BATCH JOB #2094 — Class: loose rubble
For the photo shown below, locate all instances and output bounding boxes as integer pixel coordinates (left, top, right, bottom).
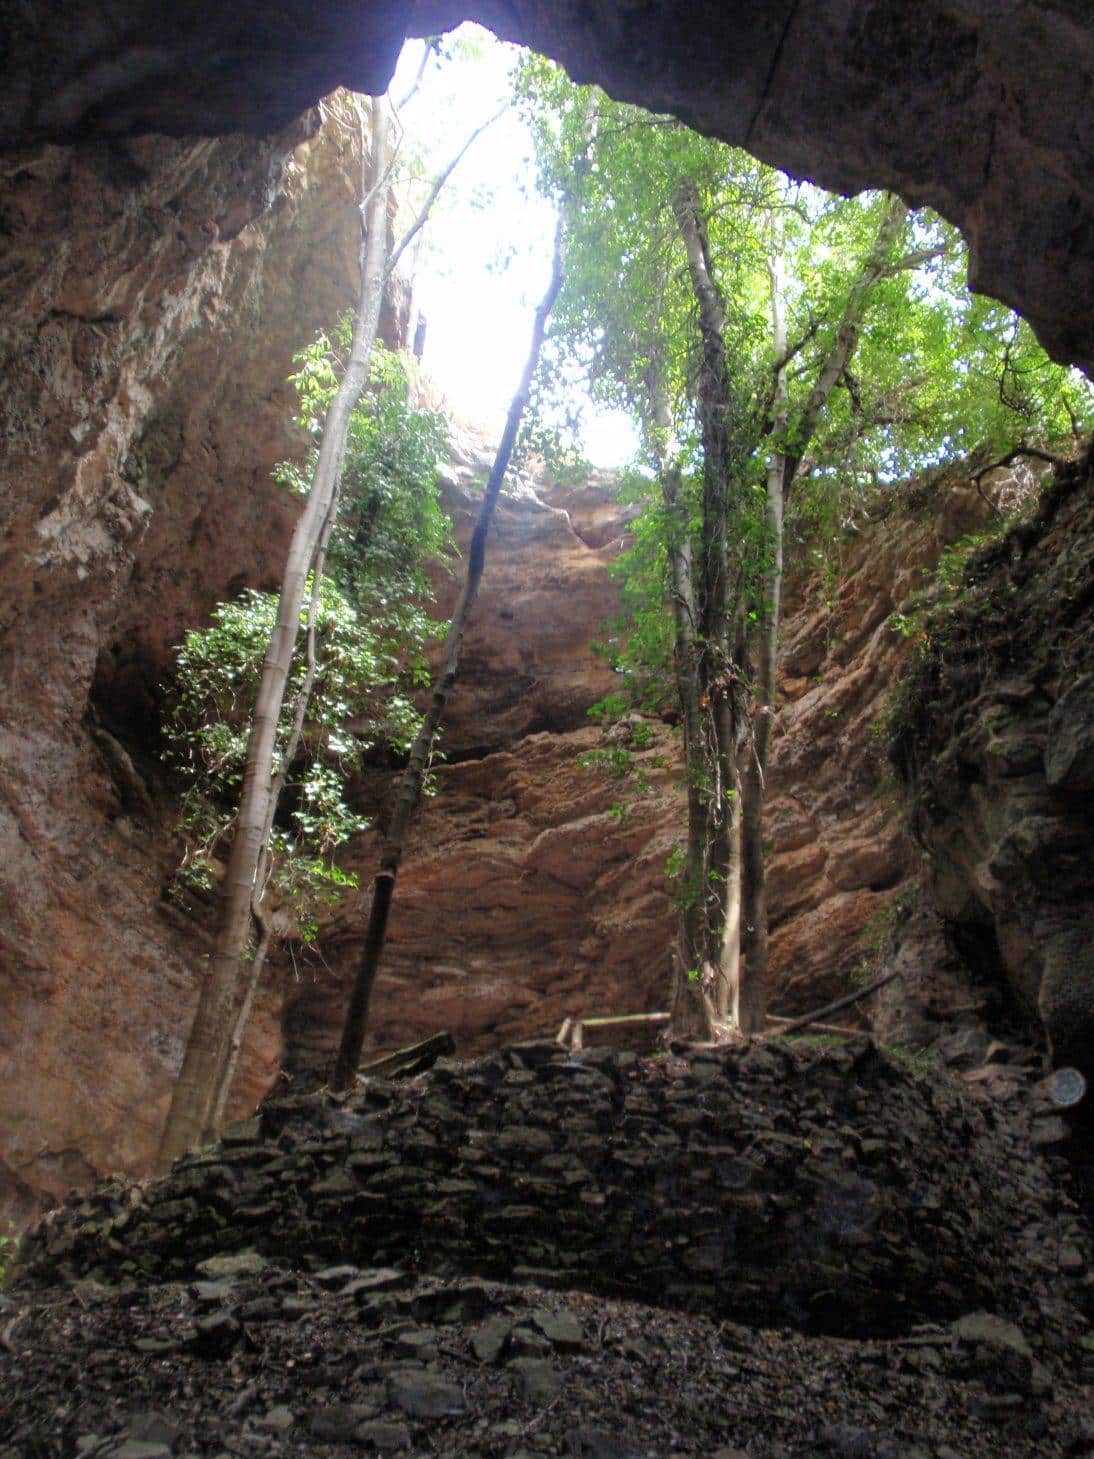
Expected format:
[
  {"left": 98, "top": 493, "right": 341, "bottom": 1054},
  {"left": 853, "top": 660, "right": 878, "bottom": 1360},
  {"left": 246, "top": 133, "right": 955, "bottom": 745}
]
[{"left": 4, "top": 1039, "right": 1092, "bottom": 1457}]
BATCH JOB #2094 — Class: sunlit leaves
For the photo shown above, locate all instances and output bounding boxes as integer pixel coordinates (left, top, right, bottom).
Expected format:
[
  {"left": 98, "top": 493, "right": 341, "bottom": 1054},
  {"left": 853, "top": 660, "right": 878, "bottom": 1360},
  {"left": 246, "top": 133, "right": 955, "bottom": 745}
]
[{"left": 166, "top": 339, "right": 452, "bottom": 939}]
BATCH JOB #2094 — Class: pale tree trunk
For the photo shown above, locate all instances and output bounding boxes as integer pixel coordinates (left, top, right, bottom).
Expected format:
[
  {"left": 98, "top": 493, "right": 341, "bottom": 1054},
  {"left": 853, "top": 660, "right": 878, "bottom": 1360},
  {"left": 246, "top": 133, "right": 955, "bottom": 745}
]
[
  {"left": 738, "top": 228, "right": 788, "bottom": 1033},
  {"left": 330, "top": 215, "right": 566, "bottom": 1091},
  {"left": 668, "top": 180, "right": 755, "bottom": 1041},
  {"left": 156, "top": 97, "right": 393, "bottom": 1170},
  {"left": 204, "top": 510, "right": 337, "bottom": 1131},
  {"left": 738, "top": 192, "right": 911, "bottom": 1032},
  {"left": 157, "top": 92, "right": 508, "bottom": 1165}
]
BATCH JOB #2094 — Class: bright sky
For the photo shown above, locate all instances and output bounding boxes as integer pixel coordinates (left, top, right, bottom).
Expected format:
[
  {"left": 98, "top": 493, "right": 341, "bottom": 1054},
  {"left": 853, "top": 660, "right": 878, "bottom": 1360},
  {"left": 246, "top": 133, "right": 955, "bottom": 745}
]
[{"left": 388, "top": 27, "right": 639, "bottom": 468}]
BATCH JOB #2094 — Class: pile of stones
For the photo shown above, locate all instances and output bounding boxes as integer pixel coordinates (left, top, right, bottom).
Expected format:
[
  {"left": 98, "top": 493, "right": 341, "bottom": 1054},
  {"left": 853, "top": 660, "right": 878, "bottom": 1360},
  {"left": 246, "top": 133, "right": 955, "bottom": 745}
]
[{"left": 17, "top": 1038, "right": 1089, "bottom": 1342}]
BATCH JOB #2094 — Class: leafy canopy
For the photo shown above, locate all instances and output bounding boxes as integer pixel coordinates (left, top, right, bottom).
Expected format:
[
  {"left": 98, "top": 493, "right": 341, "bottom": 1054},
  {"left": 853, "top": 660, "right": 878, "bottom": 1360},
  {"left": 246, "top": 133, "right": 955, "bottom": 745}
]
[{"left": 517, "top": 60, "right": 1092, "bottom": 702}]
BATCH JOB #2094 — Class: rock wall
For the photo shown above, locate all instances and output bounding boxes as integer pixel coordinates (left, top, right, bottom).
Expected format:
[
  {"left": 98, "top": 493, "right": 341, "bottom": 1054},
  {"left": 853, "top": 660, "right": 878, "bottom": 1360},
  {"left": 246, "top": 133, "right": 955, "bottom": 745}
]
[
  {"left": 2, "top": 2, "right": 1092, "bottom": 374},
  {"left": 286, "top": 459, "right": 1007, "bottom": 1078},
  {"left": 19, "top": 1039, "right": 1090, "bottom": 1344},
  {"left": 893, "top": 450, "right": 1094, "bottom": 1082},
  {"left": 0, "top": 113, "right": 383, "bottom": 1226}
]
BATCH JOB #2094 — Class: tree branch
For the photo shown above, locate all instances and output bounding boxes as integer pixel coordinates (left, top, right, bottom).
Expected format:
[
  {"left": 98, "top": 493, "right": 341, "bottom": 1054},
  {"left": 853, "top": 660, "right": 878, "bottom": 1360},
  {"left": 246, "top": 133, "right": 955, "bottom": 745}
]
[
  {"left": 970, "top": 444, "right": 1065, "bottom": 516},
  {"left": 385, "top": 103, "right": 508, "bottom": 282}
]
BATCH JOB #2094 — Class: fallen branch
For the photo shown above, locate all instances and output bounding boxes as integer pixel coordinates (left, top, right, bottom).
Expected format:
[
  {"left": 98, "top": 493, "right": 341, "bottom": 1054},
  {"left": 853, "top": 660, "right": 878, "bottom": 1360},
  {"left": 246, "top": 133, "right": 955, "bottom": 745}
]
[
  {"left": 767, "top": 969, "right": 900, "bottom": 1039},
  {"left": 765, "top": 1013, "right": 862, "bottom": 1039},
  {"left": 563, "top": 1012, "right": 671, "bottom": 1052},
  {"left": 355, "top": 1031, "right": 455, "bottom": 1081}
]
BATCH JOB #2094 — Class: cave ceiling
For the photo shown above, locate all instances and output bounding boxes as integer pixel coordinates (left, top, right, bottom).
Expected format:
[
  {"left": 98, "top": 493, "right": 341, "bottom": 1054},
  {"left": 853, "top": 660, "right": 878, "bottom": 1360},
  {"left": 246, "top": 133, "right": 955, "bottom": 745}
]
[{"left": 2, "top": 1, "right": 1092, "bottom": 371}]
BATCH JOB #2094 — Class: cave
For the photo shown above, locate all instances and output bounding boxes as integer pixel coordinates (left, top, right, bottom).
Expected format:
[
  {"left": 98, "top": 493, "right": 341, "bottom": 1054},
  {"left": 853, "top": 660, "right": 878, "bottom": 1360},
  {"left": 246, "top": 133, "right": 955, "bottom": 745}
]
[
  {"left": 2, "top": 9, "right": 1094, "bottom": 1454},
  {"left": 1, "top": 0, "right": 1092, "bottom": 1223},
  {"left": 5, "top": 1, "right": 1092, "bottom": 372}
]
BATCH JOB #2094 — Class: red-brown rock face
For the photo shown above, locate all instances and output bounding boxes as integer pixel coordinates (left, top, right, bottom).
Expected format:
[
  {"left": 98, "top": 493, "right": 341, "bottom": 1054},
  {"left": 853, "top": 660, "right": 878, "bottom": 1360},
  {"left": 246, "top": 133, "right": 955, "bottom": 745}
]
[
  {"left": 283, "top": 459, "right": 1007, "bottom": 1078},
  {"left": 0, "top": 115, "right": 378, "bottom": 1226}
]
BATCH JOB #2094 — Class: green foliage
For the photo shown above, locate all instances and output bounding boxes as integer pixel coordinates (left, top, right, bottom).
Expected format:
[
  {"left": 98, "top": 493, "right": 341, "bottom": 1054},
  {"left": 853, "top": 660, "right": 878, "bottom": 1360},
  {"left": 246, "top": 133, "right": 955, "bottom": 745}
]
[
  {"left": 883, "top": 1042, "right": 941, "bottom": 1077},
  {"left": 165, "top": 336, "right": 452, "bottom": 940},
  {"left": 578, "top": 719, "right": 666, "bottom": 823},
  {"left": 0, "top": 1220, "right": 16, "bottom": 1288},
  {"left": 518, "top": 57, "right": 1091, "bottom": 844},
  {"left": 852, "top": 882, "right": 919, "bottom": 986}
]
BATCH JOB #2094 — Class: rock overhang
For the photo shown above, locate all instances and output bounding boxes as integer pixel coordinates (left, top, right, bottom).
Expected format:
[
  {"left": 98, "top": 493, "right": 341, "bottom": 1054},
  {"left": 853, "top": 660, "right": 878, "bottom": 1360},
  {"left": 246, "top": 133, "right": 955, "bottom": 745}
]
[{"left": 1, "top": 0, "right": 1092, "bottom": 373}]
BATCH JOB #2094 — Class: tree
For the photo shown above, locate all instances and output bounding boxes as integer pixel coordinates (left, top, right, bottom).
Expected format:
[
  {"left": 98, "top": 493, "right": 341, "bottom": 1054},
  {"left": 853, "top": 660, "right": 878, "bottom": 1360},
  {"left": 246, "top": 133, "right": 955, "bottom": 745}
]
[
  {"left": 158, "top": 70, "right": 504, "bottom": 1168},
  {"left": 330, "top": 212, "right": 566, "bottom": 1091},
  {"left": 520, "top": 64, "right": 1092, "bottom": 1040},
  {"left": 163, "top": 342, "right": 450, "bottom": 1124}
]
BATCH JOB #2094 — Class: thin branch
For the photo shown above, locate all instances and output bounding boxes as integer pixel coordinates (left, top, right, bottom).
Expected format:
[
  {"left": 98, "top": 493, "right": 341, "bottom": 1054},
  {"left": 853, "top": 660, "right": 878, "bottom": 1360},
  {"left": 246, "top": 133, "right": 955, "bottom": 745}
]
[
  {"left": 880, "top": 243, "right": 947, "bottom": 277},
  {"left": 769, "top": 970, "right": 900, "bottom": 1038},
  {"left": 385, "top": 103, "right": 509, "bottom": 282},
  {"left": 772, "top": 317, "right": 819, "bottom": 375},
  {"left": 394, "top": 39, "right": 436, "bottom": 111},
  {"left": 970, "top": 444, "right": 1065, "bottom": 516}
]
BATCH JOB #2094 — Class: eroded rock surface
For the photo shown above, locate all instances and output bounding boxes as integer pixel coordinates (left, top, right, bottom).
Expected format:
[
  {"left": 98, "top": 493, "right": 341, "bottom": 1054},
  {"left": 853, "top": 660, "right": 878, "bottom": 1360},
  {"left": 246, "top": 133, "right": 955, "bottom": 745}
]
[
  {"left": 893, "top": 450, "right": 1094, "bottom": 1082},
  {"left": 289, "top": 462, "right": 1006, "bottom": 1074},
  {"left": 2, "top": 2, "right": 1092, "bottom": 373},
  {"left": 0, "top": 114, "right": 378, "bottom": 1225}
]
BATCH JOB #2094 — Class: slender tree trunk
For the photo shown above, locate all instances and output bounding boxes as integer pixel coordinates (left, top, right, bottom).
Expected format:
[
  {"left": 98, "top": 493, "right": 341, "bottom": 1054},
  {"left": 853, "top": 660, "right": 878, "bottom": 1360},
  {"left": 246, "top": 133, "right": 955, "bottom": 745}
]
[
  {"left": 330, "top": 215, "right": 567, "bottom": 1091},
  {"left": 670, "top": 179, "right": 752, "bottom": 1040},
  {"left": 203, "top": 509, "right": 337, "bottom": 1131},
  {"left": 156, "top": 98, "right": 392, "bottom": 1170},
  {"left": 738, "top": 231, "right": 789, "bottom": 1033},
  {"left": 737, "top": 193, "right": 910, "bottom": 1033},
  {"left": 206, "top": 918, "right": 273, "bottom": 1134}
]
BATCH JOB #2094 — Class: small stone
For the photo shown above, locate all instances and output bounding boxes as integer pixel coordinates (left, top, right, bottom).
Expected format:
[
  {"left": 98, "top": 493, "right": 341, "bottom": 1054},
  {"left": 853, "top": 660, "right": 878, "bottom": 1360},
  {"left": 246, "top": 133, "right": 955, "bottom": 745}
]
[
  {"left": 345, "top": 1268, "right": 409, "bottom": 1298},
  {"left": 310, "top": 1168, "right": 357, "bottom": 1199},
  {"left": 355, "top": 1420, "right": 411, "bottom": 1450},
  {"left": 530, "top": 1307, "right": 586, "bottom": 1351},
  {"left": 194, "top": 1251, "right": 267, "bottom": 1281},
  {"left": 126, "top": 1412, "right": 183, "bottom": 1450},
  {"left": 192, "top": 1312, "right": 241, "bottom": 1353},
  {"left": 509, "top": 1325, "right": 551, "bottom": 1357},
  {"left": 313, "top": 1264, "right": 361, "bottom": 1291},
  {"left": 388, "top": 1370, "right": 465, "bottom": 1419},
  {"left": 471, "top": 1317, "right": 511, "bottom": 1364},
  {"left": 508, "top": 1357, "right": 562, "bottom": 1403},
  {"left": 310, "top": 1404, "right": 377, "bottom": 1441},
  {"left": 953, "top": 1311, "right": 1034, "bottom": 1392},
  {"left": 1059, "top": 1245, "right": 1085, "bottom": 1273},
  {"left": 255, "top": 1405, "right": 295, "bottom": 1434},
  {"left": 192, "top": 1280, "right": 235, "bottom": 1304},
  {"left": 1030, "top": 1117, "right": 1069, "bottom": 1149},
  {"left": 113, "top": 1445, "right": 174, "bottom": 1459},
  {"left": 394, "top": 1328, "right": 438, "bottom": 1360}
]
